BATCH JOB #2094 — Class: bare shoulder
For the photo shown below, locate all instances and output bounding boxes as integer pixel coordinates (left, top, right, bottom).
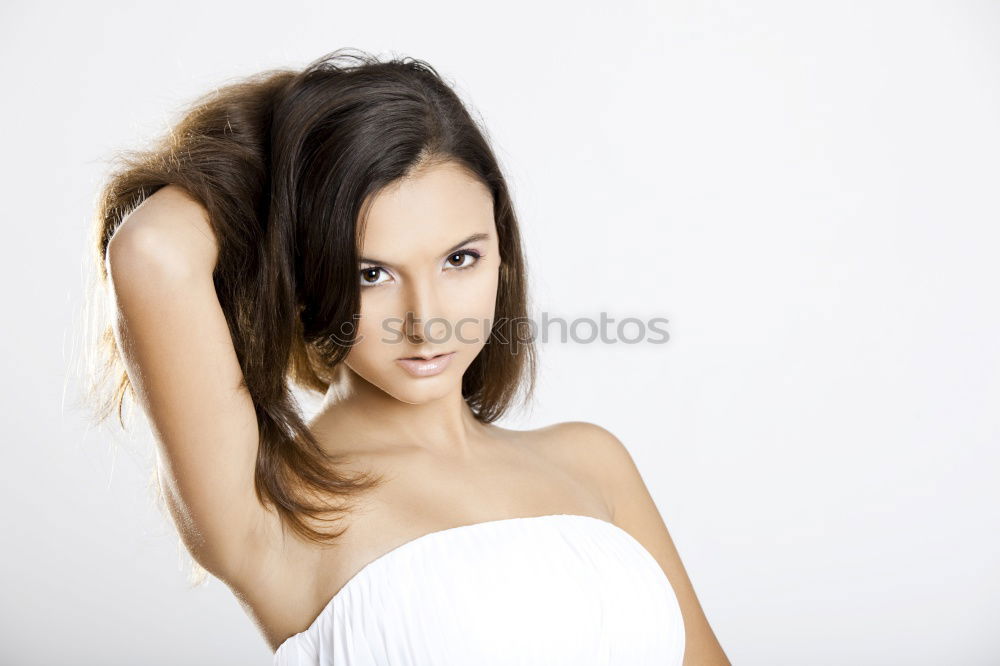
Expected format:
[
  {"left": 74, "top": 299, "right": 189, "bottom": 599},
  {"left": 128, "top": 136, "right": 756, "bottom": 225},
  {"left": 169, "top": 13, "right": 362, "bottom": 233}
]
[
  {"left": 531, "top": 421, "right": 632, "bottom": 495},
  {"left": 538, "top": 420, "right": 731, "bottom": 665},
  {"left": 518, "top": 421, "right": 634, "bottom": 520},
  {"left": 528, "top": 420, "right": 623, "bottom": 454},
  {"left": 549, "top": 421, "right": 653, "bottom": 520}
]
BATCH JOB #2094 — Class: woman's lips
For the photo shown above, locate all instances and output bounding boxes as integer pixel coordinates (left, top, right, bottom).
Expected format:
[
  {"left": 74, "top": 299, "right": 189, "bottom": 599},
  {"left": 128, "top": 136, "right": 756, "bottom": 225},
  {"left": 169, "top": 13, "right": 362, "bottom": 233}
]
[{"left": 395, "top": 352, "right": 456, "bottom": 377}]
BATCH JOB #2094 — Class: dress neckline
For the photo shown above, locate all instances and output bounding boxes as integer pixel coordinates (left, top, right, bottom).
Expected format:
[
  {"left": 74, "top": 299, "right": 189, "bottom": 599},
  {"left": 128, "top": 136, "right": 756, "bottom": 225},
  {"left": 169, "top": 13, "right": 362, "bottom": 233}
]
[{"left": 274, "top": 512, "right": 630, "bottom": 655}]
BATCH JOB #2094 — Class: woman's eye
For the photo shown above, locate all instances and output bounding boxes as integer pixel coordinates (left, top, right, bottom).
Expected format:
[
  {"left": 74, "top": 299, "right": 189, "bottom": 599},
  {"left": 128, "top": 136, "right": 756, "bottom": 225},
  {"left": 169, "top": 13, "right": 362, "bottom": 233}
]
[
  {"left": 446, "top": 250, "right": 482, "bottom": 270},
  {"left": 359, "top": 251, "right": 482, "bottom": 288},
  {"left": 359, "top": 267, "right": 390, "bottom": 287}
]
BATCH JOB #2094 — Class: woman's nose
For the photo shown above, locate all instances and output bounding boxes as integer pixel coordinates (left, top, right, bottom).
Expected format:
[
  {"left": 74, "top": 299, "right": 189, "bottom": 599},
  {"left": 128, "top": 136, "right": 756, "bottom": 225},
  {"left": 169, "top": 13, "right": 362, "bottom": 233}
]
[{"left": 402, "top": 279, "right": 444, "bottom": 343}]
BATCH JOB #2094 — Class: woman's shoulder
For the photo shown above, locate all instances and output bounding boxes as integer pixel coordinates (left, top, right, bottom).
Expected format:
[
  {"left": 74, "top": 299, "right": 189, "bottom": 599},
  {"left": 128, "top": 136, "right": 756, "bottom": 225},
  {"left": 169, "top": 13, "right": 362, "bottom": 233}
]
[
  {"left": 526, "top": 420, "right": 627, "bottom": 454},
  {"left": 490, "top": 419, "right": 618, "bottom": 439},
  {"left": 501, "top": 420, "right": 632, "bottom": 506},
  {"left": 543, "top": 421, "right": 645, "bottom": 490},
  {"left": 492, "top": 420, "right": 627, "bottom": 458}
]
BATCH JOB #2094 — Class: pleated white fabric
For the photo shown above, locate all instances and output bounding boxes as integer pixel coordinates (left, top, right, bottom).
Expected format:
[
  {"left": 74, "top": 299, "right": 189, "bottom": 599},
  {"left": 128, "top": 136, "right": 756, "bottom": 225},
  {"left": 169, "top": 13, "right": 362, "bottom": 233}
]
[{"left": 273, "top": 513, "right": 685, "bottom": 665}]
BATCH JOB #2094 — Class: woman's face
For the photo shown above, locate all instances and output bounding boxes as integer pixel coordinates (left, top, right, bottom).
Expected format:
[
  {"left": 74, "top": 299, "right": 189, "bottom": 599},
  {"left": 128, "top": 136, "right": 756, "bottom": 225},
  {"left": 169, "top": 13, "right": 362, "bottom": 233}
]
[{"left": 343, "top": 160, "right": 500, "bottom": 404}]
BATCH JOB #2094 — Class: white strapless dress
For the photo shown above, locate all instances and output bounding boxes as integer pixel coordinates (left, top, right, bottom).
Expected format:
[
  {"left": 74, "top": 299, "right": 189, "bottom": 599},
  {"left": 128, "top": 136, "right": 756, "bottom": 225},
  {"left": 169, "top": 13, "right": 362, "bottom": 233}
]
[{"left": 273, "top": 513, "right": 685, "bottom": 665}]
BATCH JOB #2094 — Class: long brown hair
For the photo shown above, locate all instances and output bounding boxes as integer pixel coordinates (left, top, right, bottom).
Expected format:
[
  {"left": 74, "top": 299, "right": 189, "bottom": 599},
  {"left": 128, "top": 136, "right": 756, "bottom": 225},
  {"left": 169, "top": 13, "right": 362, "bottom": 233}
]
[{"left": 81, "top": 48, "right": 537, "bottom": 580}]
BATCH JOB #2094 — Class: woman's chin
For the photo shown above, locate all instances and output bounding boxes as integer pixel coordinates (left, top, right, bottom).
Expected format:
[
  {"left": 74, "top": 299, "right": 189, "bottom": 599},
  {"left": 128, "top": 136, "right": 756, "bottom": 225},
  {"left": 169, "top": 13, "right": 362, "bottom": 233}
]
[{"left": 384, "top": 386, "right": 449, "bottom": 405}]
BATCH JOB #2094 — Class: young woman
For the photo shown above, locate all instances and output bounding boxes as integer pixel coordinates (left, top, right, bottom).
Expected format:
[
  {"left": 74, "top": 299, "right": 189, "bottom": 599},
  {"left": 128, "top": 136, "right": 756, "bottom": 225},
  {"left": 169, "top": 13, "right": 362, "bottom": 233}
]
[{"left": 88, "top": 48, "right": 729, "bottom": 665}]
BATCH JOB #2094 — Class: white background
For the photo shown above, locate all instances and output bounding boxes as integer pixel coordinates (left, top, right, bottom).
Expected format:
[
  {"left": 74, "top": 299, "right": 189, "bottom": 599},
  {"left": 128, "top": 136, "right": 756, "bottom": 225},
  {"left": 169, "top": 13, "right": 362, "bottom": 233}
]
[{"left": 3, "top": 0, "right": 998, "bottom": 664}]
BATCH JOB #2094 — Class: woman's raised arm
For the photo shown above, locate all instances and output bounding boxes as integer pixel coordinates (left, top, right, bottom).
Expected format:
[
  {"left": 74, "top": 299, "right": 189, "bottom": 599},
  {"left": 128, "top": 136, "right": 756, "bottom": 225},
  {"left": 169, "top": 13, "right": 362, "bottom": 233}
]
[{"left": 104, "top": 185, "right": 269, "bottom": 583}]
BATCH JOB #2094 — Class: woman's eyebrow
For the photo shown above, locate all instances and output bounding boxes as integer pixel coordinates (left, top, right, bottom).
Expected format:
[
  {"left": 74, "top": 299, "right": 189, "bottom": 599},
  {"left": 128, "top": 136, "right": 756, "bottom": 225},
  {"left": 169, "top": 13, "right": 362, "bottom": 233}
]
[{"left": 359, "top": 232, "right": 490, "bottom": 267}]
